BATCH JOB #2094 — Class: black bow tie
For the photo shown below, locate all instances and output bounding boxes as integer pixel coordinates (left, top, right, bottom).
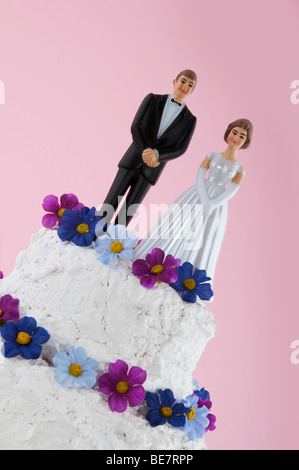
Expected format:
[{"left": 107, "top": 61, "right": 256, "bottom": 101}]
[{"left": 171, "top": 98, "right": 182, "bottom": 106}]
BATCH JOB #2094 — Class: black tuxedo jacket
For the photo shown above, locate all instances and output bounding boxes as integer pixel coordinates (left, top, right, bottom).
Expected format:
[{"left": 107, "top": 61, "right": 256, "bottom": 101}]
[{"left": 118, "top": 93, "right": 197, "bottom": 186}]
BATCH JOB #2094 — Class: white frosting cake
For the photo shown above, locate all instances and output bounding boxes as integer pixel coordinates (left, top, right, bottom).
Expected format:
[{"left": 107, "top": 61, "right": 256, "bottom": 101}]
[{"left": 0, "top": 228, "right": 215, "bottom": 450}]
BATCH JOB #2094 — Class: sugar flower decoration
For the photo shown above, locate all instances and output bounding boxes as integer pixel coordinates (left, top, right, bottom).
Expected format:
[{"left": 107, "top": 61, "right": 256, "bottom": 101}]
[
  {"left": 98, "top": 359, "right": 147, "bottom": 413},
  {"left": 42, "top": 193, "right": 84, "bottom": 229},
  {"left": 170, "top": 262, "right": 213, "bottom": 303},
  {"left": 193, "top": 387, "right": 211, "bottom": 404},
  {"left": 179, "top": 395, "right": 210, "bottom": 441},
  {"left": 192, "top": 379, "right": 216, "bottom": 432},
  {"left": 0, "top": 271, "right": 3, "bottom": 279},
  {"left": 195, "top": 393, "right": 216, "bottom": 432},
  {"left": 0, "top": 294, "right": 20, "bottom": 326},
  {"left": 192, "top": 379, "right": 211, "bottom": 401},
  {"left": 205, "top": 412, "right": 217, "bottom": 432},
  {"left": 132, "top": 248, "right": 181, "bottom": 289},
  {"left": 0, "top": 316, "right": 50, "bottom": 359},
  {"left": 145, "top": 389, "right": 190, "bottom": 428},
  {"left": 58, "top": 206, "right": 100, "bottom": 247},
  {"left": 52, "top": 346, "right": 98, "bottom": 390},
  {"left": 95, "top": 224, "right": 139, "bottom": 265}
]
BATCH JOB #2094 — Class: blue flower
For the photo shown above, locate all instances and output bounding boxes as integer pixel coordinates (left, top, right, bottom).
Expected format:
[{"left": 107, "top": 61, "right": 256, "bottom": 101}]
[
  {"left": 192, "top": 378, "right": 211, "bottom": 401},
  {"left": 58, "top": 206, "right": 100, "bottom": 247},
  {"left": 179, "top": 395, "right": 210, "bottom": 441},
  {"left": 0, "top": 316, "right": 50, "bottom": 359},
  {"left": 52, "top": 346, "right": 98, "bottom": 389},
  {"left": 145, "top": 389, "right": 190, "bottom": 428},
  {"left": 95, "top": 224, "right": 139, "bottom": 265},
  {"left": 170, "top": 262, "right": 213, "bottom": 303},
  {"left": 194, "top": 388, "right": 211, "bottom": 402}
]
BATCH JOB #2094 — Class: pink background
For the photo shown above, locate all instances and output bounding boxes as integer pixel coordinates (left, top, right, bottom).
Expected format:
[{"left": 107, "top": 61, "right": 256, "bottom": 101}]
[{"left": 0, "top": 0, "right": 299, "bottom": 450}]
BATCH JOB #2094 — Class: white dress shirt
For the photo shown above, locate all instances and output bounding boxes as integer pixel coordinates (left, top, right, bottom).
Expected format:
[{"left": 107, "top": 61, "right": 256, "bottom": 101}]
[
  {"left": 157, "top": 94, "right": 185, "bottom": 138},
  {"left": 154, "top": 95, "right": 185, "bottom": 159}
]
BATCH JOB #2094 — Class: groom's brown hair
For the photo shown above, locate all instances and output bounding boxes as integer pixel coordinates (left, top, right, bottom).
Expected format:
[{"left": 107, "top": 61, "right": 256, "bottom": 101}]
[{"left": 175, "top": 69, "right": 197, "bottom": 86}]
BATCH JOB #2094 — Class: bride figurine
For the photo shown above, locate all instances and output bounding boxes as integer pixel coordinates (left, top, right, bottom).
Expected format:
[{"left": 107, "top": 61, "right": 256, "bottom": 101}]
[{"left": 134, "top": 118, "right": 253, "bottom": 283}]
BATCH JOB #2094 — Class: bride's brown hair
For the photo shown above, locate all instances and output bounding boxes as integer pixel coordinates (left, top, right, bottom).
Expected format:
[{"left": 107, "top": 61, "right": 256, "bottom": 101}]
[{"left": 224, "top": 118, "right": 253, "bottom": 149}]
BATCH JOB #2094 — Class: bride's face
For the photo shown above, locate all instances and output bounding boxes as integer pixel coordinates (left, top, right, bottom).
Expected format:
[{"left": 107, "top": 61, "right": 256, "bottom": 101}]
[{"left": 227, "top": 127, "right": 247, "bottom": 149}]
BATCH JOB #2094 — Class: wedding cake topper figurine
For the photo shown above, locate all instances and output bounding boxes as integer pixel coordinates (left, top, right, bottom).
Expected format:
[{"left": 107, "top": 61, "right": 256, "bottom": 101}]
[
  {"left": 98, "top": 70, "right": 197, "bottom": 228},
  {"left": 135, "top": 118, "right": 253, "bottom": 284}
]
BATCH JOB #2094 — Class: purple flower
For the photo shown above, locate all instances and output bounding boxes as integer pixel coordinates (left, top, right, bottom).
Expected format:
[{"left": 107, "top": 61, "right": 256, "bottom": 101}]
[
  {"left": 98, "top": 359, "right": 147, "bottom": 413},
  {"left": 132, "top": 248, "right": 181, "bottom": 289},
  {"left": 205, "top": 413, "right": 216, "bottom": 432},
  {"left": 192, "top": 380, "right": 216, "bottom": 432},
  {"left": 0, "top": 271, "right": 3, "bottom": 279},
  {"left": 42, "top": 193, "right": 84, "bottom": 229},
  {"left": 196, "top": 396, "right": 216, "bottom": 432},
  {"left": 0, "top": 294, "right": 20, "bottom": 326}
]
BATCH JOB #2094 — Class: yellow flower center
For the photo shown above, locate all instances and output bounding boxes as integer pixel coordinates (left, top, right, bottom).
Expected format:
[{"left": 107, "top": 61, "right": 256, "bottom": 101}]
[
  {"left": 110, "top": 241, "right": 124, "bottom": 254},
  {"left": 76, "top": 223, "right": 89, "bottom": 234},
  {"left": 186, "top": 407, "right": 196, "bottom": 420},
  {"left": 58, "top": 208, "right": 66, "bottom": 218},
  {"left": 115, "top": 380, "right": 130, "bottom": 394},
  {"left": 16, "top": 332, "right": 32, "bottom": 345},
  {"left": 0, "top": 309, "right": 3, "bottom": 317},
  {"left": 160, "top": 406, "right": 173, "bottom": 418},
  {"left": 151, "top": 264, "right": 164, "bottom": 275},
  {"left": 183, "top": 278, "right": 196, "bottom": 291},
  {"left": 69, "top": 363, "right": 83, "bottom": 377}
]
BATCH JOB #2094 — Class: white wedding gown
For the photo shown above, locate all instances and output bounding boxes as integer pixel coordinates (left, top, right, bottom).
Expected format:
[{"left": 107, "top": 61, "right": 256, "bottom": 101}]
[{"left": 134, "top": 152, "right": 245, "bottom": 281}]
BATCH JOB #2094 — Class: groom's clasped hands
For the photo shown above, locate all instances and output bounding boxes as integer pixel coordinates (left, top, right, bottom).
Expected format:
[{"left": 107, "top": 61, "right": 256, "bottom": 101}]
[{"left": 142, "top": 148, "right": 160, "bottom": 168}]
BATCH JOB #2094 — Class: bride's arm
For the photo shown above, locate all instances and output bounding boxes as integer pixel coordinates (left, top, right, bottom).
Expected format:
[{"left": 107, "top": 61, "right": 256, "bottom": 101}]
[
  {"left": 210, "top": 170, "right": 245, "bottom": 207},
  {"left": 200, "top": 156, "right": 212, "bottom": 171},
  {"left": 232, "top": 171, "right": 245, "bottom": 186},
  {"left": 195, "top": 155, "right": 212, "bottom": 203},
  {"left": 195, "top": 155, "right": 244, "bottom": 215}
]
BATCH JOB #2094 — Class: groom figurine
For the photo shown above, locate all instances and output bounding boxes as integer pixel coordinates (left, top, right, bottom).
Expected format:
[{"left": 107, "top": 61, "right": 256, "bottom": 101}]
[{"left": 99, "top": 69, "right": 197, "bottom": 228}]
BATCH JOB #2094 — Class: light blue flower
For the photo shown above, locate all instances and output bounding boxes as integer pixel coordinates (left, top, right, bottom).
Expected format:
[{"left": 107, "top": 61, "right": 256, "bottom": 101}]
[
  {"left": 52, "top": 346, "right": 98, "bottom": 390},
  {"left": 94, "top": 224, "right": 139, "bottom": 265},
  {"left": 179, "top": 395, "right": 210, "bottom": 441},
  {"left": 191, "top": 378, "right": 200, "bottom": 390}
]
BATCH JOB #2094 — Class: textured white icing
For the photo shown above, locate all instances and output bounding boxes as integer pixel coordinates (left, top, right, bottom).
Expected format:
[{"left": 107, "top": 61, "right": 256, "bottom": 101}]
[{"left": 0, "top": 228, "right": 215, "bottom": 450}]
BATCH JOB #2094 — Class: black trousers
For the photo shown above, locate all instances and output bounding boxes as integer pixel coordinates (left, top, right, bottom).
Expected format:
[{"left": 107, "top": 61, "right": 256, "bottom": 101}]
[{"left": 100, "top": 167, "right": 152, "bottom": 227}]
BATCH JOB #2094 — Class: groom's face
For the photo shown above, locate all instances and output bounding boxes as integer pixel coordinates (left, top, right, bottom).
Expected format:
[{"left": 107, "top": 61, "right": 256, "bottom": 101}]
[{"left": 173, "top": 75, "right": 196, "bottom": 102}]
